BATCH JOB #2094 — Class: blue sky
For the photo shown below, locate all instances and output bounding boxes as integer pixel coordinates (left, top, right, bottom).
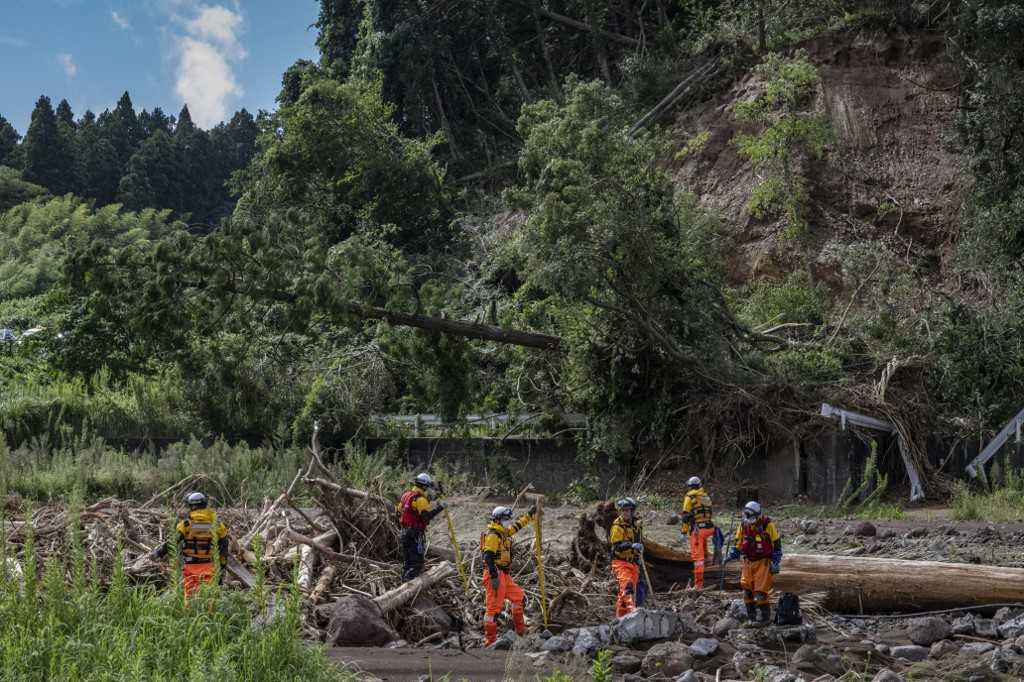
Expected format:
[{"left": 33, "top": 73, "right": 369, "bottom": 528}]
[{"left": 0, "top": 0, "right": 321, "bottom": 134}]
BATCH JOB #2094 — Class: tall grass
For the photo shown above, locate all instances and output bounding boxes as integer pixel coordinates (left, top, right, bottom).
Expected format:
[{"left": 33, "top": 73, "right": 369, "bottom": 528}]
[
  {"left": 952, "top": 454, "right": 1024, "bottom": 522},
  {"left": 0, "top": 519, "right": 354, "bottom": 682}
]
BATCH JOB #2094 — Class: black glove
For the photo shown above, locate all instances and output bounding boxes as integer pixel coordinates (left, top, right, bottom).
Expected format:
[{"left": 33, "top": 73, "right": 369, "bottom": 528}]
[{"left": 527, "top": 503, "right": 537, "bottom": 518}]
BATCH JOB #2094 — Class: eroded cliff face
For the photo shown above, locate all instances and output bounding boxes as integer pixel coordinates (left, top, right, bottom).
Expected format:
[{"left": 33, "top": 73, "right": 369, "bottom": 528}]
[{"left": 671, "top": 32, "right": 969, "bottom": 290}]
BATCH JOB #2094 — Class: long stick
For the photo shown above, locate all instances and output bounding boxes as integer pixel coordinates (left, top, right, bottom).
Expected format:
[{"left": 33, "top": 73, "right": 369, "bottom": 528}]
[
  {"left": 640, "top": 554, "right": 656, "bottom": 607},
  {"left": 444, "top": 508, "right": 470, "bottom": 597},
  {"left": 532, "top": 495, "right": 549, "bottom": 627}
]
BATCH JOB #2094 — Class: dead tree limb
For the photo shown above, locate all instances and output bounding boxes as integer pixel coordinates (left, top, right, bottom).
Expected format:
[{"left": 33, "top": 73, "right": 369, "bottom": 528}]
[
  {"left": 509, "top": 0, "right": 640, "bottom": 46},
  {"left": 373, "top": 562, "right": 456, "bottom": 614}
]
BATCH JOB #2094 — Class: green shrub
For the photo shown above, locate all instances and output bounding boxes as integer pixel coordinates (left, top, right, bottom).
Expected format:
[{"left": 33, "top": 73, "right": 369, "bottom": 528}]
[
  {"left": 739, "top": 271, "right": 828, "bottom": 328},
  {"left": 0, "top": 526, "right": 353, "bottom": 681},
  {"left": 952, "top": 479, "right": 1024, "bottom": 522}
]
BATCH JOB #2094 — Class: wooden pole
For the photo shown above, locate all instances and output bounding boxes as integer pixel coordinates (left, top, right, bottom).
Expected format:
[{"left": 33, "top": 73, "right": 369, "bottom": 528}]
[{"left": 531, "top": 494, "right": 549, "bottom": 627}]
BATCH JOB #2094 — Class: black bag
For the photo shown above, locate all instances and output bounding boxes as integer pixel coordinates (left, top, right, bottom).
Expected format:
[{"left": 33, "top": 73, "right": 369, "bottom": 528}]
[{"left": 773, "top": 592, "right": 802, "bottom": 626}]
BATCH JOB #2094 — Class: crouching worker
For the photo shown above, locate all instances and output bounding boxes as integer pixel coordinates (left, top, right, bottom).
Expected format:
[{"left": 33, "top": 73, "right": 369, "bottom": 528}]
[
  {"left": 150, "top": 491, "right": 229, "bottom": 601},
  {"left": 726, "top": 501, "right": 782, "bottom": 625},
  {"left": 609, "top": 497, "right": 645, "bottom": 618},
  {"left": 397, "top": 472, "right": 447, "bottom": 582},
  {"left": 480, "top": 504, "right": 536, "bottom": 646}
]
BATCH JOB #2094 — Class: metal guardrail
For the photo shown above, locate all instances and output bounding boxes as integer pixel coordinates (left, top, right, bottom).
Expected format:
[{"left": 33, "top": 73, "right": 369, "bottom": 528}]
[{"left": 965, "top": 407, "right": 1024, "bottom": 479}]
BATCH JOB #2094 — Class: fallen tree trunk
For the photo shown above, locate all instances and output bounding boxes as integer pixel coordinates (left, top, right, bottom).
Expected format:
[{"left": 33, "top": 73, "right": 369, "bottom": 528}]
[
  {"left": 373, "top": 561, "right": 456, "bottom": 614},
  {"left": 641, "top": 539, "right": 1024, "bottom": 612}
]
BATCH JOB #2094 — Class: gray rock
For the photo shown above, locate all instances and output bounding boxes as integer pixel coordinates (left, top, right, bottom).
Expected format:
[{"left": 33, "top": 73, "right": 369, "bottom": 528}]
[
  {"left": 975, "top": 618, "right": 999, "bottom": 638},
  {"left": 890, "top": 645, "right": 930, "bottom": 662},
  {"left": 792, "top": 644, "right": 846, "bottom": 676},
  {"left": 1014, "top": 634, "right": 1024, "bottom": 652},
  {"left": 386, "top": 639, "right": 409, "bottom": 649},
  {"left": 727, "top": 599, "right": 748, "bottom": 620},
  {"left": 880, "top": 528, "right": 897, "bottom": 539},
  {"left": 713, "top": 617, "right": 739, "bottom": 636},
  {"left": 960, "top": 642, "right": 996, "bottom": 656},
  {"left": 929, "top": 639, "right": 960, "bottom": 659},
  {"left": 990, "top": 648, "right": 1017, "bottom": 673},
  {"left": 611, "top": 654, "right": 642, "bottom": 674},
  {"left": 613, "top": 608, "right": 689, "bottom": 646},
  {"left": 541, "top": 633, "right": 574, "bottom": 652},
  {"left": 572, "top": 628, "right": 601, "bottom": 656},
  {"left": 641, "top": 641, "right": 694, "bottom": 678},
  {"left": 952, "top": 614, "right": 976, "bottom": 636},
  {"left": 800, "top": 519, "right": 820, "bottom": 535},
  {"left": 689, "top": 638, "right": 719, "bottom": 657},
  {"left": 854, "top": 521, "right": 877, "bottom": 537},
  {"left": 906, "top": 527, "right": 928, "bottom": 538},
  {"left": 998, "top": 613, "right": 1024, "bottom": 639},
  {"left": 731, "top": 623, "right": 817, "bottom": 649},
  {"left": 871, "top": 669, "right": 904, "bottom": 682},
  {"left": 874, "top": 643, "right": 890, "bottom": 656},
  {"left": 674, "top": 672, "right": 698, "bottom": 682},
  {"left": 490, "top": 632, "right": 519, "bottom": 650},
  {"left": 908, "top": 616, "right": 951, "bottom": 646},
  {"left": 667, "top": 514, "right": 682, "bottom": 526},
  {"left": 994, "top": 607, "right": 1020, "bottom": 625}
]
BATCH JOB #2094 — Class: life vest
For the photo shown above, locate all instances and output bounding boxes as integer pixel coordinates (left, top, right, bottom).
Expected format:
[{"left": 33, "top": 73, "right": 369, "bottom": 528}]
[
  {"left": 480, "top": 524, "right": 512, "bottom": 568},
  {"left": 739, "top": 517, "right": 774, "bottom": 559},
  {"left": 399, "top": 488, "right": 428, "bottom": 530},
  {"left": 685, "top": 489, "right": 714, "bottom": 527},
  {"left": 180, "top": 509, "right": 222, "bottom": 564},
  {"left": 610, "top": 517, "right": 642, "bottom": 562}
]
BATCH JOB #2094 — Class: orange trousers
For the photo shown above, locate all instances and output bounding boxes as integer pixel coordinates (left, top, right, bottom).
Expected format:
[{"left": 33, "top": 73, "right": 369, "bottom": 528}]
[
  {"left": 612, "top": 559, "right": 640, "bottom": 618},
  {"left": 183, "top": 562, "right": 216, "bottom": 602},
  {"left": 740, "top": 557, "right": 773, "bottom": 604},
  {"left": 689, "top": 526, "right": 716, "bottom": 589},
  {"left": 483, "top": 569, "right": 526, "bottom": 645}
]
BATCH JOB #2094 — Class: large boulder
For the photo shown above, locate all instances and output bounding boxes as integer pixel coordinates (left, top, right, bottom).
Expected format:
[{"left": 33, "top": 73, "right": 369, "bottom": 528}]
[
  {"left": 998, "top": 614, "right": 1024, "bottom": 639},
  {"left": 951, "top": 614, "right": 976, "bottom": 636},
  {"left": 713, "top": 617, "right": 740, "bottom": 636},
  {"left": 854, "top": 521, "right": 877, "bottom": 537},
  {"left": 890, "top": 645, "right": 930, "bottom": 662},
  {"left": 959, "top": 642, "right": 995, "bottom": 656},
  {"left": 642, "top": 642, "right": 694, "bottom": 678},
  {"left": 327, "top": 595, "right": 399, "bottom": 647},
  {"left": 799, "top": 519, "right": 820, "bottom": 535},
  {"left": 872, "top": 669, "right": 904, "bottom": 682},
  {"left": 929, "top": 639, "right": 960, "bottom": 659},
  {"left": 908, "top": 616, "right": 951, "bottom": 646},
  {"left": 612, "top": 608, "right": 689, "bottom": 646}
]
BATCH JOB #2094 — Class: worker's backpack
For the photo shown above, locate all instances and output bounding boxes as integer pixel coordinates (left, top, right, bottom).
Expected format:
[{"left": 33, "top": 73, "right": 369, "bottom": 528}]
[{"left": 773, "top": 592, "right": 802, "bottom": 626}]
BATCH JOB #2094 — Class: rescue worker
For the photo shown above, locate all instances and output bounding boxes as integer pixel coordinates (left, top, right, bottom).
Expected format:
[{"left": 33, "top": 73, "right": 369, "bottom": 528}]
[
  {"left": 480, "top": 504, "right": 536, "bottom": 646},
  {"left": 725, "top": 501, "right": 782, "bottom": 625},
  {"left": 150, "top": 491, "right": 229, "bottom": 601},
  {"left": 680, "top": 476, "right": 716, "bottom": 589},
  {"left": 397, "top": 472, "right": 447, "bottom": 582},
  {"left": 608, "top": 497, "right": 645, "bottom": 617}
]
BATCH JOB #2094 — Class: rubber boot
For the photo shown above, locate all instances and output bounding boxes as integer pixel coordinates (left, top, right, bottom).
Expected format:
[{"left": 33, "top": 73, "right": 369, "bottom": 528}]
[
  {"left": 483, "top": 621, "right": 498, "bottom": 646},
  {"left": 511, "top": 608, "right": 527, "bottom": 636},
  {"left": 758, "top": 604, "right": 772, "bottom": 626},
  {"left": 744, "top": 603, "right": 757, "bottom": 623}
]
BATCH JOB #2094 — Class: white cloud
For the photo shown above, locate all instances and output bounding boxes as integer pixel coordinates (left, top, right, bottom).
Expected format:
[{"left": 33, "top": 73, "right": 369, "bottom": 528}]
[
  {"left": 112, "top": 11, "right": 132, "bottom": 31},
  {"left": 0, "top": 36, "right": 29, "bottom": 48},
  {"left": 171, "top": 4, "right": 246, "bottom": 129},
  {"left": 57, "top": 53, "right": 78, "bottom": 78}
]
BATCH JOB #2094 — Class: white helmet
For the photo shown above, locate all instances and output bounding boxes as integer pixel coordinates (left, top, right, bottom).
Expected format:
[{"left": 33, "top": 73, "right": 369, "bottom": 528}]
[
  {"left": 743, "top": 501, "right": 762, "bottom": 520},
  {"left": 687, "top": 476, "right": 701, "bottom": 488},
  {"left": 490, "top": 506, "right": 513, "bottom": 521},
  {"left": 185, "top": 491, "right": 208, "bottom": 508},
  {"left": 615, "top": 497, "right": 638, "bottom": 510},
  {"left": 413, "top": 472, "right": 435, "bottom": 488}
]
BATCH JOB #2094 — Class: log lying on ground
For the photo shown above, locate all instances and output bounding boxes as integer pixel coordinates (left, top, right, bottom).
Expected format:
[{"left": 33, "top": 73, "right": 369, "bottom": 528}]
[
  {"left": 640, "top": 537, "right": 1024, "bottom": 613},
  {"left": 373, "top": 561, "right": 456, "bottom": 614}
]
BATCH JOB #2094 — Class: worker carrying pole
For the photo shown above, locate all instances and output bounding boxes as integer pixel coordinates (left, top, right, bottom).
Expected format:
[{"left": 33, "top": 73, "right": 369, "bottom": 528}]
[
  {"left": 725, "top": 500, "right": 783, "bottom": 625},
  {"left": 479, "top": 504, "right": 536, "bottom": 646},
  {"left": 679, "top": 475, "right": 716, "bottom": 590},
  {"left": 396, "top": 473, "right": 448, "bottom": 582},
  {"left": 149, "top": 491, "right": 228, "bottom": 603}
]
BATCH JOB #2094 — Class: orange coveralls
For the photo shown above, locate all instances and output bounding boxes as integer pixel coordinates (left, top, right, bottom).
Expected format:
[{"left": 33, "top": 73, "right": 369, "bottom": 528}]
[
  {"left": 481, "top": 512, "right": 534, "bottom": 645},
  {"left": 681, "top": 487, "right": 715, "bottom": 589},
  {"left": 609, "top": 516, "right": 642, "bottom": 617}
]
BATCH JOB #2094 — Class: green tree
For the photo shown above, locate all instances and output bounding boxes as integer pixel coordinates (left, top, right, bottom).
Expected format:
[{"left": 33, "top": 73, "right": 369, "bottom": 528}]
[
  {"left": 55, "top": 99, "right": 76, "bottom": 129},
  {"left": 508, "top": 79, "right": 738, "bottom": 453},
  {"left": 0, "top": 115, "right": 19, "bottom": 166},
  {"left": 733, "top": 51, "right": 832, "bottom": 237},
  {"left": 0, "top": 166, "right": 46, "bottom": 212},
  {"left": 117, "top": 131, "right": 184, "bottom": 212},
  {"left": 139, "top": 107, "right": 174, "bottom": 138},
  {"left": 23, "top": 95, "right": 76, "bottom": 195}
]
